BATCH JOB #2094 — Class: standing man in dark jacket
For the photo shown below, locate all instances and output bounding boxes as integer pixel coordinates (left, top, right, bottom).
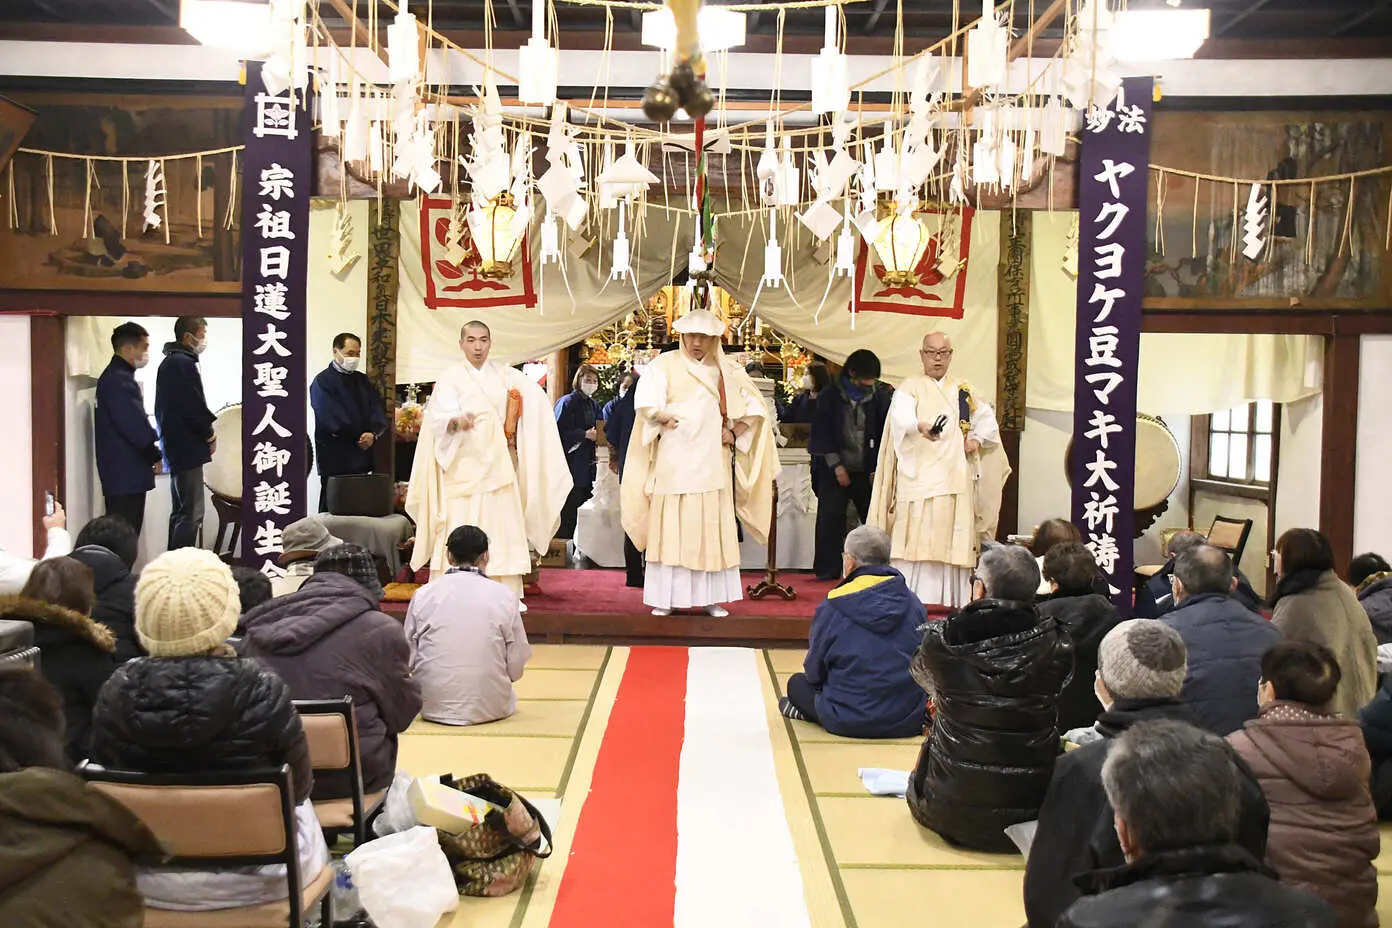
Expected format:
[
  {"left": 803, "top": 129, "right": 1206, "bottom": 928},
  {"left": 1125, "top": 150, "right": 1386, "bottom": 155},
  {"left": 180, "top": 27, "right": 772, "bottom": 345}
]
[
  {"left": 906, "top": 543, "right": 1074, "bottom": 852},
  {"left": 603, "top": 370, "right": 643, "bottom": 587},
  {"left": 1057, "top": 719, "right": 1335, "bottom": 928},
  {"left": 808, "top": 349, "right": 893, "bottom": 580},
  {"left": 309, "top": 333, "right": 388, "bottom": 512},
  {"left": 154, "top": 316, "right": 216, "bottom": 550},
  {"left": 242, "top": 544, "right": 422, "bottom": 799},
  {"left": 553, "top": 364, "right": 602, "bottom": 540},
  {"left": 70, "top": 516, "right": 143, "bottom": 663},
  {"left": 1160, "top": 544, "right": 1281, "bottom": 735},
  {"left": 1037, "top": 542, "right": 1122, "bottom": 733},
  {"left": 1025, "top": 620, "right": 1272, "bottom": 928},
  {"left": 779, "top": 526, "right": 926, "bottom": 738},
  {"left": 94, "top": 321, "right": 161, "bottom": 536}
]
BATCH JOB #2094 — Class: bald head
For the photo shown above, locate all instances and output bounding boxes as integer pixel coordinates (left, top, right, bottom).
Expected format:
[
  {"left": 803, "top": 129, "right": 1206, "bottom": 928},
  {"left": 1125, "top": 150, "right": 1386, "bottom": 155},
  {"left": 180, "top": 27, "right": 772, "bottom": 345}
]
[
  {"left": 920, "top": 331, "right": 954, "bottom": 379},
  {"left": 459, "top": 321, "right": 492, "bottom": 368},
  {"left": 1173, "top": 544, "right": 1236, "bottom": 601}
]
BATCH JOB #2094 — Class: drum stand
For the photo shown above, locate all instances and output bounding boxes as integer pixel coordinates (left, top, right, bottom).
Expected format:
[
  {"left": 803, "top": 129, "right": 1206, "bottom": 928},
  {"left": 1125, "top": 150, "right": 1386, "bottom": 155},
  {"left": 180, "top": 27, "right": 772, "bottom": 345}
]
[{"left": 746, "top": 479, "right": 796, "bottom": 601}]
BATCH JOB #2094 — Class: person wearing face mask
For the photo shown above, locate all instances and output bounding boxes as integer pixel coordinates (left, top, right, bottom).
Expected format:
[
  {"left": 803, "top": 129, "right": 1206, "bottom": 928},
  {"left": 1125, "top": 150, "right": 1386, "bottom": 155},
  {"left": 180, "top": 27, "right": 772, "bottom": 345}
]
[
  {"left": 553, "top": 364, "right": 603, "bottom": 540},
  {"left": 601, "top": 370, "right": 644, "bottom": 587},
  {"left": 154, "top": 316, "right": 216, "bottom": 550},
  {"left": 95, "top": 321, "right": 162, "bottom": 536},
  {"left": 309, "top": 333, "right": 389, "bottom": 512}
]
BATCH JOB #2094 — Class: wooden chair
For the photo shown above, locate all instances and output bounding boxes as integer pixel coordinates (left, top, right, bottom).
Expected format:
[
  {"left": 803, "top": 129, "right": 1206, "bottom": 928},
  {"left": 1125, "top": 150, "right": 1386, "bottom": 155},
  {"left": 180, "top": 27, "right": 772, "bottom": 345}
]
[
  {"left": 1205, "top": 515, "right": 1254, "bottom": 564},
  {"left": 209, "top": 492, "right": 242, "bottom": 563},
  {"left": 296, "top": 698, "right": 389, "bottom": 847},
  {"left": 79, "top": 763, "right": 333, "bottom": 928}
]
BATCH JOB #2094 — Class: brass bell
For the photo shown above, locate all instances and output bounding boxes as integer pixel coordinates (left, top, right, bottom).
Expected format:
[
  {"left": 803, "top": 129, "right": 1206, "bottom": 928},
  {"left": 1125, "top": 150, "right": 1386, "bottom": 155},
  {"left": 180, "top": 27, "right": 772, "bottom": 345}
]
[
  {"left": 668, "top": 61, "right": 699, "bottom": 97},
  {"left": 682, "top": 82, "right": 715, "bottom": 119},
  {"left": 641, "top": 75, "right": 680, "bottom": 123}
]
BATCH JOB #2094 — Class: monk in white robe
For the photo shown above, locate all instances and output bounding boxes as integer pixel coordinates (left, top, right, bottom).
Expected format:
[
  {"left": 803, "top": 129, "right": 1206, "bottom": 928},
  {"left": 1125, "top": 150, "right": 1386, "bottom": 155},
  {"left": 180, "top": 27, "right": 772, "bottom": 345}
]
[
  {"left": 406, "top": 321, "right": 572, "bottom": 597},
  {"left": 621, "top": 309, "right": 776, "bottom": 617},
  {"left": 869, "top": 331, "right": 1008, "bottom": 607}
]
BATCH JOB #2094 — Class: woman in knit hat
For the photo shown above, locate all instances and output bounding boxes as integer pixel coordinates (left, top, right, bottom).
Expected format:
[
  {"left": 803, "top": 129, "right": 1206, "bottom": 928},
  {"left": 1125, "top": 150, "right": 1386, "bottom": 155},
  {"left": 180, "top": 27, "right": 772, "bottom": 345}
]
[
  {"left": 87, "top": 547, "right": 330, "bottom": 911},
  {"left": 1024, "top": 620, "right": 1272, "bottom": 928}
]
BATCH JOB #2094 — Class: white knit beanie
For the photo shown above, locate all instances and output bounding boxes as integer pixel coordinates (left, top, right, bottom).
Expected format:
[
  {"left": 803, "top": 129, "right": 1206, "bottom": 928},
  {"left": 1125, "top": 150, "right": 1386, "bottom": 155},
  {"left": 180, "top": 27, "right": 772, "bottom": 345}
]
[
  {"left": 135, "top": 548, "right": 240, "bottom": 657},
  {"left": 1097, "top": 619, "right": 1189, "bottom": 700}
]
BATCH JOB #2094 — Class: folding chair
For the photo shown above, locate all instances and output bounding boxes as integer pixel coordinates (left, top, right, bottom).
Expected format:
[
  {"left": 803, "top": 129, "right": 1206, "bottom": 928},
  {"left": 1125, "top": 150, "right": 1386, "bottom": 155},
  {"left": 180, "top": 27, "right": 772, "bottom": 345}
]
[
  {"left": 296, "top": 697, "right": 389, "bottom": 847},
  {"left": 1205, "top": 515, "right": 1254, "bottom": 564}
]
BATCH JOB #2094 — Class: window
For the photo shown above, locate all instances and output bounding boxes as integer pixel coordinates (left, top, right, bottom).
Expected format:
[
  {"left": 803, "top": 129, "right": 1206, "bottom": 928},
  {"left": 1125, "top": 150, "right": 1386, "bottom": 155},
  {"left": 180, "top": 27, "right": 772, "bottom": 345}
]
[{"left": 1202, "top": 401, "right": 1275, "bottom": 485}]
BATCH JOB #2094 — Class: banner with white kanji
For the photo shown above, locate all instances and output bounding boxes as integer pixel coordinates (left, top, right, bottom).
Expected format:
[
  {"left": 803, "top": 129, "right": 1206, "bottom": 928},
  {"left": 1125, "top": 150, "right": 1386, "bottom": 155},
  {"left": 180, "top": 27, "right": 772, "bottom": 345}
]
[
  {"left": 241, "top": 62, "right": 311, "bottom": 577},
  {"left": 1069, "top": 77, "right": 1155, "bottom": 612}
]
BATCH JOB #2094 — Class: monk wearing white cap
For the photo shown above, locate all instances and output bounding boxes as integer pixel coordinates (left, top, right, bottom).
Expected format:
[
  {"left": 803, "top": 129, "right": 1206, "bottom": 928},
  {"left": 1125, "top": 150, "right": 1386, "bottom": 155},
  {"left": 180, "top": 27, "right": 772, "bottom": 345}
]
[
  {"left": 406, "top": 320, "right": 572, "bottom": 598},
  {"left": 621, "top": 308, "right": 776, "bottom": 617}
]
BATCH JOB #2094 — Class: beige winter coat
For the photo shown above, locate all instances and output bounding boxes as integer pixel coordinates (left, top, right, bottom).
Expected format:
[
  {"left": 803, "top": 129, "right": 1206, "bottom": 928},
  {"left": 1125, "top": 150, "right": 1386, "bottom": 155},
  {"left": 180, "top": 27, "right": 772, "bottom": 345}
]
[{"left": 1272, "top": 570, "right": 1378, "bottom": 719}]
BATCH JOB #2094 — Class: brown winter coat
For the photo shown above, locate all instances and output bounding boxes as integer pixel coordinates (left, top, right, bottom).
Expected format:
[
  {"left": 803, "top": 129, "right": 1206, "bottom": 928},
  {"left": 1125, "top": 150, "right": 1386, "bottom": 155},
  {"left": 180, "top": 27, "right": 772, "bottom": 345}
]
[
  {"left": 1228, "top": 701, "right": 1380, "bottom": 928},
  {"left": 1272, "top": 571, "right": 1378, "bottom": 719},
  {"left": 0, "top": 767, "right": 165, "bottom": 928}
]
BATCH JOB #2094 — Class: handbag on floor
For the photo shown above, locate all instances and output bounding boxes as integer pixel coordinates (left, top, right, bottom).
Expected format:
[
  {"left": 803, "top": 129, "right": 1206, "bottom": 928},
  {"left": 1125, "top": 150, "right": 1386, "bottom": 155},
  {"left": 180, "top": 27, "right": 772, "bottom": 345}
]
[{"left": 434, "top": 774, "right": 553, "bottom": 897}]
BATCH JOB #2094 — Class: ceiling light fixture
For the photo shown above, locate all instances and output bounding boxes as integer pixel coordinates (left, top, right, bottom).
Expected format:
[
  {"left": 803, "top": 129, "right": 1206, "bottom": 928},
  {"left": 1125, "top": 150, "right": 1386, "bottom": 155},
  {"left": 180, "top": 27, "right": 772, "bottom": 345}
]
[
  {"left": 640, "top": 6, "right": 747, "bottom": 53},
  {"left": 1110, "top": 8, "right": 1211, "bottom": 61},
  {"left": 179, "top": 0, "right": 272, "bottom": 54}
]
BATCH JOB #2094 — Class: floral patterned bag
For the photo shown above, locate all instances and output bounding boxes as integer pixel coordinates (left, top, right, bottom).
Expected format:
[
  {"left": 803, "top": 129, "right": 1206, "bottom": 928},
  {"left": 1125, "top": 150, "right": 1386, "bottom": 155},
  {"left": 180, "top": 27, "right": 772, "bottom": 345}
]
[{"left": 434, "top": 774, "right": 553, "bottom": 897}]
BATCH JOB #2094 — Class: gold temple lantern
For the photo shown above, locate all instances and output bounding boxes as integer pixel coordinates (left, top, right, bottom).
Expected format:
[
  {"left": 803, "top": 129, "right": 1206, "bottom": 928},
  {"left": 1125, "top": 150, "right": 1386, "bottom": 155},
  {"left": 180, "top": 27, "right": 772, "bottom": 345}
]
[
  {"left": 468, "top": 192, "right": 527, "bottom": 279},
  {"left": 870, "top": 200, "right": 931, "bottom": 287}
]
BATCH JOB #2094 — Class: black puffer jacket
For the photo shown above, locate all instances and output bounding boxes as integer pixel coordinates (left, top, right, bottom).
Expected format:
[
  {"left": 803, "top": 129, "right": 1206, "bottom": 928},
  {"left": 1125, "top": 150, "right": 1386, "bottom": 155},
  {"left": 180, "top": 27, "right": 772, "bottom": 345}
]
[
  {"left": 1059, "top": 844, "right": 1337, "bottom": 927},
  {"left": 906, "top": 598, "right": 1075, "bottom": 853},
  {"left": 69, "top": 545, "right": 143, "bottom": 663},
  {"left": 1036, "top": 590, "right": 1121, "bottom": 733},
  {"left": 0, "top": 595, "right": 116, "bottom": 764},
  {"left": 88, "top": 655, "right": 313, "bottom": 803},
  {"left": 1357, "top": 572, "right": 1392, "bottom": 646}
]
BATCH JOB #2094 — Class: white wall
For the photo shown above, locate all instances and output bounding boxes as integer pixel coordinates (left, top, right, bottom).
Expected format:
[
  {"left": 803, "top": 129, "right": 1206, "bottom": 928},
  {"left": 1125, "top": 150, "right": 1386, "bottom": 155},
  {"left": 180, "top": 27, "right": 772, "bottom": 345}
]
[
  {"left": 0, "top": 315, "right": 34, "bottom": 559},
  {"left": 1356, "top": 335, "right": 1392, "bottom": 559}
]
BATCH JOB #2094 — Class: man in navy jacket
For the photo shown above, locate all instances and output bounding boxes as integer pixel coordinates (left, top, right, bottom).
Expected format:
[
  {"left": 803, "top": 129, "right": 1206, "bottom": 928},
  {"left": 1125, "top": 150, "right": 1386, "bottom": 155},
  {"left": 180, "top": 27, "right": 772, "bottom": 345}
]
[
  {"left": 95, "top": 322, "right": 162, "bottom": 536},
  {"left": 309, "top": 333, "right": 388, "bottom": 511},
  {"left": 154, "top": 316, "right": 216, "bottom": 549},
  {"left": 779, "top": 525, "right": 926, "bottom": 738},
  {"left": 602, "top": 370, "right": 642, "bottom": 587}
]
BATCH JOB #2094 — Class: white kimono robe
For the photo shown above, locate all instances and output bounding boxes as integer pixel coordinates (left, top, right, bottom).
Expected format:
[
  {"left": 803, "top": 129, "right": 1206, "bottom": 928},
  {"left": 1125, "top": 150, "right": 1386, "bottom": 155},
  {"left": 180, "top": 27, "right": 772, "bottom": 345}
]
[
  {"left": 405, "top": 360, "right": 571, "bottom": 596},
  {"left": 621, "top": 350, "right": 776, "bottom": 610},
  {"left": 868, "top": 374, "right": 1005, "bottom": 608}
]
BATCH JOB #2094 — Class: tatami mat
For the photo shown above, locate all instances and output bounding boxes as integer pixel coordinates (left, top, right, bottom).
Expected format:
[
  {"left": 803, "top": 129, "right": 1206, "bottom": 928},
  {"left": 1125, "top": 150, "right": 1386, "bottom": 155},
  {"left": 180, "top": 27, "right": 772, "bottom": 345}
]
[
  {"left": 396, "top": 731, "right": 573, "bottom": 794},
  {"left": 408, "top": 700, "right": 588, "bottom": 739},
  {"left": 841, "top": 868, "right": 1027, "bottom": 928},
  {"left": 799, "top": 742, "right": 922, "bottom": 795},
  {"left": 820, "top": 796, "right": 1024, "bottom": 869},
  {"left": 767, "top": 649, "right": 807, "bottom": 674},
  {"left": 528, "top": 644, "right": 609, "bottom": 671},
  {"left": 515, "top": 668, "right": 603, "bottom": 701}
]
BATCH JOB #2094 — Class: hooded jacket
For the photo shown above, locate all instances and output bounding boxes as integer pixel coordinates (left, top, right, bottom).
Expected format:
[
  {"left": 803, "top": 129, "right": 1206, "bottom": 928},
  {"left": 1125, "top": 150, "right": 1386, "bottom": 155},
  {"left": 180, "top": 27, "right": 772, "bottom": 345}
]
[
  {"left": 94, "top": 354, "right": 161, "bottom": 496},
  {"left": 242, "top": 571, "right": 422, "bottom": 797},
  {"left": 0, "top": 767, "right": 165, "bottom": 928},
  {"left": 69, "top": 544, "right": 143, "bottom": 663},
  {"left": 1024, "top": 698, "right": 1271, "bottom": 928},
  {"left": 1058, "top": 844, "right": 1337, "bottom": 928},
  {"left": 1357, "top": 572, "right": 1392, "bottom": 646},
  {"left": 0, "top": 595, "right": 116, "bottom": 763},
  {"left": 1273, "top": 571, "right": 1379, "bottom": 720},
  {"left": 88, "top": 654, "right": 314, "bottom": 804},
  {"left": 1036, "top": 590, "right": 1122, "bottom": 733},
  {"left": 906, "top": 598, "right": 1074, "bottom": 852},
  {"left": 1160, "top": 592, "right": 1282, "bottom": 735},
  {"left": 153, "top": 341, "right": 215, "bottom": 471},
  {"left": 1228, "top": 701, "right": 1379, "bottom": 927},
  {"left": 803, "top": 564, "right": 926, "bottom": 739}
]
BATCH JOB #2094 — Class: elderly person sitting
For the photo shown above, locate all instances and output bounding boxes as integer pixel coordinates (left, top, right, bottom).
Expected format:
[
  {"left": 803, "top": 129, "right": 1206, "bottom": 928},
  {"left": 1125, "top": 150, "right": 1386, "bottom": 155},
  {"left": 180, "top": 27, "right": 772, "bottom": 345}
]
[
  {"left": 270, "top": 517, "right": 343, "bottom": 598},
  {"left": 1025, "top": 620, "right": 1271, "bottom": 928},
  {"left": 779, "top": 525, "right": 926, "bottom": 739},
  {"left": 1058, "top": 719, "right": 1335, "bottom": 928},
  {"left": 1135, "top": 529, "right": 1262, "bottom": 618},
  {"left": 906, "top": 543, "right": 1074, "bottom": 852},
  {"left": 1350, "top": 553, "right": 1392, "bottom": 645},
  {"left": 1161, "top": 544, "right": 1281, "bottom": 735}
]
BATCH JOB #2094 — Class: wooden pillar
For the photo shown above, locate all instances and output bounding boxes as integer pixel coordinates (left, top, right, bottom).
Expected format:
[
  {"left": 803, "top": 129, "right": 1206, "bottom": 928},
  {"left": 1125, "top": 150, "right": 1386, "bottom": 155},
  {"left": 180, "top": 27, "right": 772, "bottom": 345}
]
[
  {"left": 1320, "top": 332, "right": 1359, "bottom": 577},
  {"left": 548, "top": 349, "right": 569, "bottom": 406},
  {"left": 366, "top": 199, "right": 400, "bottom": 476},
  {"left": 995, "top": 211, "right": 1031, "bottom": 539},
  {"left": 30, "top": 313, "right": 64, "bottom": 556}
]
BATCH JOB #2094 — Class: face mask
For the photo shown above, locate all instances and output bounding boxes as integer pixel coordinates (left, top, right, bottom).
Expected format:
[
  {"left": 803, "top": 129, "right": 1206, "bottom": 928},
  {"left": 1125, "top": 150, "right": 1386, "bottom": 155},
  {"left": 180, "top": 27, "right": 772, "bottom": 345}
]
[
  {"left": 340, "top": 356, "right": 361, "bottom": 373},
  {"left": 802, "top": 376, "right": 814, "bottom": 391},
  {"left": 192, "top": 338, "right": 207, "bottom": 355},
  {"left": 581, "top": 381, "right": 598, "bottom": 396},
  {"left": 133, "top": 352, "right": 150, "bottom": 370},
  {"left": 619, "top": 387, "right": 629, "bottom": 398}
]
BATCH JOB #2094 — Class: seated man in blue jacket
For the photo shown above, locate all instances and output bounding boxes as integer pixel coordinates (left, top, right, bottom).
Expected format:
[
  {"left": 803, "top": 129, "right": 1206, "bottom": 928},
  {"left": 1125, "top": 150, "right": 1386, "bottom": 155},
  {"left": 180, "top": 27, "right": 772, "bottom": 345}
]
[
  {"left": 779, "top": 525, "right": 926, "bottom": 738},
  {"left": 1135, "top": 529, "right": 1261, "bottom": 618}
]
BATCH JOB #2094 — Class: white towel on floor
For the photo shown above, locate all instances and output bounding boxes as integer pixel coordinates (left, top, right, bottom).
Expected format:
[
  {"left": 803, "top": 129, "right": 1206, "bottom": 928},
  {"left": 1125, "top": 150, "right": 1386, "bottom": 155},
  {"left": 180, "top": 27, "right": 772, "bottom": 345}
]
[{"left": 858, "top": 768, "right": 910, "bottom": 797}]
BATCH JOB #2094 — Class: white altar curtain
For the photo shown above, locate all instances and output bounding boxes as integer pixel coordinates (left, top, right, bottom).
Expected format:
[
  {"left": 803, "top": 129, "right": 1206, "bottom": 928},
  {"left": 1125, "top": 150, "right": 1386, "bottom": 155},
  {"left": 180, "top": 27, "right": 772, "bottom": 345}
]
[{"left": 1028, "top": 212, "right": 1323, "bottom": 415}]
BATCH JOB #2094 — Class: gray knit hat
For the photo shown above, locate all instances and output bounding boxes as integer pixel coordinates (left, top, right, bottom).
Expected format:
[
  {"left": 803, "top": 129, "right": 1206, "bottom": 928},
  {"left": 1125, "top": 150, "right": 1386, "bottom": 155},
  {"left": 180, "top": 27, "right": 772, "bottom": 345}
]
[
  {"left": 1097, "top": 619, "right": 1188, "bottom": 700},
  {"left": 312, "top": 543, "right": 384, "bottom": 599}
]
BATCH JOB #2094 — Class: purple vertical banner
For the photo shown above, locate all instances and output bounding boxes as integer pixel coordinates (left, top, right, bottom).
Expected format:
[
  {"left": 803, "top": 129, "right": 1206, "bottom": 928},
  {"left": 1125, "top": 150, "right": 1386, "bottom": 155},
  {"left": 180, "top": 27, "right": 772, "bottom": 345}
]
[
  {"left": 241, "top": 61, "right": 311, "bottom": 576},
  {"left": 1069, "top": 76, "right": 1155, "bottom": 613}
]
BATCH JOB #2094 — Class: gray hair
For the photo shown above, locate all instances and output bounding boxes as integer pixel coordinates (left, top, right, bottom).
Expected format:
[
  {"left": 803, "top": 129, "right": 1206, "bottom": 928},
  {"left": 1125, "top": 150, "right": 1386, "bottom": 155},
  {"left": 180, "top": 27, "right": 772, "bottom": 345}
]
[
  {"left": 843, "top": 525, "right": 891, "bottom": 567},
  {"left": 977, "top": 542, "right": 1041, "bottom": 602},
  {"left": 1166, "top": 530, "right": 1206, "bottom": 558},
  {"left": 1173, "top": 544, "right": 1234, "bottom": 596},
  {"left": 1101, "top": 719, "right": 1242, "bottom": 856}
]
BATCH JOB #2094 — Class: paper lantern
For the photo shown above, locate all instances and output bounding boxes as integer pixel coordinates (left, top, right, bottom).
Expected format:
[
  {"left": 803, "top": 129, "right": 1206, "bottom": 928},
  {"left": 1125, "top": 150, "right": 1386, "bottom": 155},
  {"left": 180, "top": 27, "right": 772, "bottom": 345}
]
[
  {"left": 467, "top": 193, "right": 525, "bottom": 279},
  {"left": 871, "top": 206, "right": 930, "bottom": 286}
]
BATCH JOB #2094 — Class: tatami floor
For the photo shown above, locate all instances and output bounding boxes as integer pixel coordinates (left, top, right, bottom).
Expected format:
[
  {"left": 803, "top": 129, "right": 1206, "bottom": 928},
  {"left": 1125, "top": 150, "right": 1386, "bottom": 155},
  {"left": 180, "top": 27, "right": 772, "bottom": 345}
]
[{"left": 389, "top": 645, "right": 1392, "bottom": 928}]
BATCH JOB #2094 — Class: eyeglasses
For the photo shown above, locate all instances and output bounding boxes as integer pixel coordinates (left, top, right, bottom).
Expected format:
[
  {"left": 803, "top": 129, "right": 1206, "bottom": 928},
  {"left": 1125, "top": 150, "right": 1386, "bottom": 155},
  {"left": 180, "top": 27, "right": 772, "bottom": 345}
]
[{"left": 920, "top": 349, "right": 954, "bottom": 359}]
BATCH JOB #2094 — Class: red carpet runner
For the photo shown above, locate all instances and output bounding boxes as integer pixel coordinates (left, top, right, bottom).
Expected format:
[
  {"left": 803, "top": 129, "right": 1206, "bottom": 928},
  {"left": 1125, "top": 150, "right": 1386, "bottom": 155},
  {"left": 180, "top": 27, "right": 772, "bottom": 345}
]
[{"left": 550, "top": 647, "right": 689, "bottom": 928}]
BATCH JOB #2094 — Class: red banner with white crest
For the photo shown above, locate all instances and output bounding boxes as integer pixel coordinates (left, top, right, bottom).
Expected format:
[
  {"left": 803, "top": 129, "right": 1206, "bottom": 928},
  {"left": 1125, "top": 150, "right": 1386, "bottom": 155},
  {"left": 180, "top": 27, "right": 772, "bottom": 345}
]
[
  {"left": 418, "top": 195, "right": 537, "bottom": 311},
  {"left": 851, "top": 207, "right": 975, "bottom": 319}
]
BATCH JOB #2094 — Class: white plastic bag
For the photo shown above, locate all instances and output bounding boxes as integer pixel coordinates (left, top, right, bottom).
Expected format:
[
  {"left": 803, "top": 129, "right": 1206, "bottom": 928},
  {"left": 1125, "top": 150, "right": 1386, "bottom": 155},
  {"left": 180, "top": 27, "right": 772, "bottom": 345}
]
[
  {"left": 346, "top": 826, "right": 458, "bottom": 928},
  {"left": 372, "top": 771, "right": 417, "bottom": 838}
]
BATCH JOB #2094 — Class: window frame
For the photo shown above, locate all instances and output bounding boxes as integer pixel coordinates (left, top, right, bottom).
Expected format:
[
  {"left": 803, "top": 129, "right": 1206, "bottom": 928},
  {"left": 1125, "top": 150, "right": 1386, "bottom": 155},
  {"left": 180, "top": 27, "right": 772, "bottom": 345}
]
[{"left": 1190, "top": 401, "right": 1279, "bottom": 495}]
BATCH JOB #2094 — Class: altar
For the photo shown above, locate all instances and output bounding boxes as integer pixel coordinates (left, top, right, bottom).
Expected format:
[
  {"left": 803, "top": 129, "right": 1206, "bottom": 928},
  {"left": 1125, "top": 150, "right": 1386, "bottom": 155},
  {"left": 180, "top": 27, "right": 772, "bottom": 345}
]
[{"left": 574, "top": 446, "right": 817, "bottom": 572}]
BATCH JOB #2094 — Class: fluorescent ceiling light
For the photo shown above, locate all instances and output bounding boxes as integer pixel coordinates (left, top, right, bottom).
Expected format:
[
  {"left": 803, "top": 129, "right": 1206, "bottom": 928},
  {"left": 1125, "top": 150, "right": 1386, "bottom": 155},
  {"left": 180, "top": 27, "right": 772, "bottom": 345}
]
[
  {"left": 1110, "top": 8, "right": 1211, "bottom": 61},
  {"left": 179, "top": 0, "right": 272, "bottom": 55},
  {"left": 641, "top": 7, "right": 747, "bottom": 53}
]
